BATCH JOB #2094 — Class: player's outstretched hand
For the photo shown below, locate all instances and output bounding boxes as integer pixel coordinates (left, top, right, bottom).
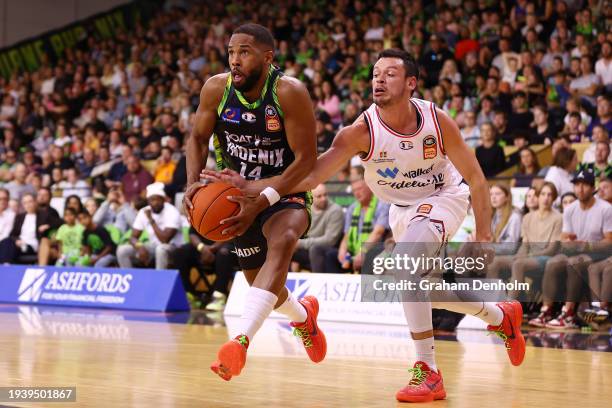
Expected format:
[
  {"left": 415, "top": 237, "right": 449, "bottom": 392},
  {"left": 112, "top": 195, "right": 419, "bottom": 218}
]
[{"left": 220, "top": 195, "right": 268, "bottom": 237}]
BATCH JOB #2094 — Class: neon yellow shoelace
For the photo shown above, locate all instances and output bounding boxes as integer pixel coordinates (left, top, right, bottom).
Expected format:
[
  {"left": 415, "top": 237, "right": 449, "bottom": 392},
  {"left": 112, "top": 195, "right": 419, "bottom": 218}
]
[
  {"left": 292, "top": 326, "right": 313, "bottom": 348},
  {"left": 488, "top": 328, "right": 511, "bottom": 350},
  {"left": 407, "top": 364, "right": 428, "bottom": 386}
]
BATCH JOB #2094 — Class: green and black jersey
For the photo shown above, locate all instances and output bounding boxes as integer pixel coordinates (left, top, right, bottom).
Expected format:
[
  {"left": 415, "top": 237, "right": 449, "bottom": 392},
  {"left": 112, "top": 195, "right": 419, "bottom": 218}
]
[{"left": 212, "top": 67, "right": 294, "bottom": 180}]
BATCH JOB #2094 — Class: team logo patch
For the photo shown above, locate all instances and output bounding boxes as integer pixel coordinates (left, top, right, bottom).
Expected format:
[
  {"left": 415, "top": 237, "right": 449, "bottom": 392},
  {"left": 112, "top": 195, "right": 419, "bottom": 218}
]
[
  {"left": 265, "top": 105, "right": 277, "bottom": 117},
  {"left": 241, "top": 112, "right": 256, "bottom": 123},
  {"left": 417, "top": 204, "right": 432, "bottom": 214},
  {"left": 221, "top": 107, "right": 241, "bottom": 124},
  {"left": 423, "top": 135, "right": 437, "bottom": 160},
  {"left": 265, "top": 104, "right": 282, "bottom": 132},
  {"left": 399, "top": 141, "right": 413, "bottom": 150}
]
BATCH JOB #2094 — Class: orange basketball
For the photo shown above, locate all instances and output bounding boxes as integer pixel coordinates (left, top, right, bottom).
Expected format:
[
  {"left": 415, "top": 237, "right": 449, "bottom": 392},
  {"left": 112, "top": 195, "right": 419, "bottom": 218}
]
[{"left": 188, "top": 182, "right": 242, "bottom": 242}]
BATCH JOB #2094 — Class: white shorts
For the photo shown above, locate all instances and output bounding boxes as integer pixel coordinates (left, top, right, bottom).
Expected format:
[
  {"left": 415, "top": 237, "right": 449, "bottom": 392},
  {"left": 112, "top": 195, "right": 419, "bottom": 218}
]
[{"left": 389, "top": 183, "right": 470, "bottom": 243}]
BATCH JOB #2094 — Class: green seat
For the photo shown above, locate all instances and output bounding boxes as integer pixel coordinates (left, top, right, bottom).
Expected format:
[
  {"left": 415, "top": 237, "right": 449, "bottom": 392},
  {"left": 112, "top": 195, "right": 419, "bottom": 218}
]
[{"left": 182, "top": 226, "right": 190, "bottom": 244}]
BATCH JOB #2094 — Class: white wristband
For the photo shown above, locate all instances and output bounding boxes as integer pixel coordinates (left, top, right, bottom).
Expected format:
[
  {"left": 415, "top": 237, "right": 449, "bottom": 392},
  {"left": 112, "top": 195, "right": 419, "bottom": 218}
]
[{"left": 260, "top": 187, "right": 281, "bottom": 206}]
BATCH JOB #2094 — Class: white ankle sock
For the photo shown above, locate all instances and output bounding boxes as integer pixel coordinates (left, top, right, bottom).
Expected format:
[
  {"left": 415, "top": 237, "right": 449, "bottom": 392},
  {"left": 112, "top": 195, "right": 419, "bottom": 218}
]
[
  {"left": 413, "top": 337, "right": 437, "bottom": 372},
  {"left": 475, "top": 302, "right": 504, "bottom": 326},
  {"left": 235, "top": 287, "right": 278, "bottom": 340},
  {"left": 275, "top": 290, "right": 307, "bottom": 323}
]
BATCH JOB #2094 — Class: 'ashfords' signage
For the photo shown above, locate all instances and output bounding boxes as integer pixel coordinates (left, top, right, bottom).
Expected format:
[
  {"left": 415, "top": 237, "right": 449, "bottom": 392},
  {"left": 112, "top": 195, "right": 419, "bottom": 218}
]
[{"left": 0, "top": 265, "right": 189, "bottom": 312}]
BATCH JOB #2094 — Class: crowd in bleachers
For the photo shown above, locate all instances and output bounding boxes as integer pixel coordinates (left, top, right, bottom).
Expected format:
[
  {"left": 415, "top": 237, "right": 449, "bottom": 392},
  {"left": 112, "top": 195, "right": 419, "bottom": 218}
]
[
  {"left": 0, "top": 0, "right": 611, "bottom": 322},
  {"left": 486, "top": 168, "right": 611, "bottom": 329}
]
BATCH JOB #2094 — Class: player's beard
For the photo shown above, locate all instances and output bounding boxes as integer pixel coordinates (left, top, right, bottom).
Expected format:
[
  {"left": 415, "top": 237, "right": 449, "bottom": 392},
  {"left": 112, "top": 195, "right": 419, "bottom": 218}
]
[{"left": 234, "top": 65, "right": 263, "bottom": 93}]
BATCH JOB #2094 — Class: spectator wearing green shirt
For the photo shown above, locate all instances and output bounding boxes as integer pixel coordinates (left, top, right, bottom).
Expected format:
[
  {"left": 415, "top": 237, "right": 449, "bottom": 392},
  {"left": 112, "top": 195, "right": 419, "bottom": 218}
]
[
  {"left": 78, "top": 211, "right": 116, "bottom": 268},
  {"left": 55, "top": 208, "right": 85, "bottom": 266}
]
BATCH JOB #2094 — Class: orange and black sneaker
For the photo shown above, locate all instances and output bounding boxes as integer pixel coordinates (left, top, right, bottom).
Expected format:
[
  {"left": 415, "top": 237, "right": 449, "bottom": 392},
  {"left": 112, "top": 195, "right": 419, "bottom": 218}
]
[
  {"left": 396, "top": 361, "right": 446, "bottom": 403},
  {"left": 290, "top": 295, "right": 326, "bottom": 363},
  {"left": 487, "top": 301, "right": 526, "bottom": 366},
  {"left": 210, "top": 334, "right": 249, "bottom": 381}
]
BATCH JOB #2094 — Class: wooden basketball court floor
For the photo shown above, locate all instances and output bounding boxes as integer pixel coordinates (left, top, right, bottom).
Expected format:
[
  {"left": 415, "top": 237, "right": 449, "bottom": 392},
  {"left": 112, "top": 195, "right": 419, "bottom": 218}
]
[{"left": 1, "top": 305, "right": 611, "bottom": 408}]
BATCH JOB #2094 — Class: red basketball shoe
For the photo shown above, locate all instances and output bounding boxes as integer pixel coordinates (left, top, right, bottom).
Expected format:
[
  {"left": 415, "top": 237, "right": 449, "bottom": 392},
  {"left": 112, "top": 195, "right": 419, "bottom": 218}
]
[
  {"left": 487, "top": 301, "right": 526, "bottom": 366},
  {"left": 210, "top": 334, "right": 249, "bottom": 381},
  {"left": 290, "top": 295, "right": 327, "bottom": 363},
  {"left": 396, "top": 361, "right": 446, "bottom": 403}
]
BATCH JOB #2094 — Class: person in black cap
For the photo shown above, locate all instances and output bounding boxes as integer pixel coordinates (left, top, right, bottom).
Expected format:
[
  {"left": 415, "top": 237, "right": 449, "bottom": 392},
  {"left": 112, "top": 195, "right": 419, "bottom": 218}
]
[{"left": 539, "top": 167, "right": 612, "bottom": 329}]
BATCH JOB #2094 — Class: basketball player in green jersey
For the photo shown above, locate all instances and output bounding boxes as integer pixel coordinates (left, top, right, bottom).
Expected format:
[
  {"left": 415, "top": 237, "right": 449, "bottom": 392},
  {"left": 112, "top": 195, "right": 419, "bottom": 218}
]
[{"left": 183, "top": 23, "right": 326, "bottom": 381}]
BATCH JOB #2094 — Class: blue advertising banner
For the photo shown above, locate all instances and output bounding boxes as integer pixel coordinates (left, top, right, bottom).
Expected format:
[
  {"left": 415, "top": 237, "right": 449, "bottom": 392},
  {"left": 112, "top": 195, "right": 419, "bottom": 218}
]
[{"left": 0, "top": 265, "right": 189, "bottom": 312}]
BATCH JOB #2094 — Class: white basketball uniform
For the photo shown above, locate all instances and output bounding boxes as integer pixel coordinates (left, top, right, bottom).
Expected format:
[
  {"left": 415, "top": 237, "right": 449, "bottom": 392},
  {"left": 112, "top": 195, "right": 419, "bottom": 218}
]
[{"left": 360, "top": 98, "right": 470, "bottom": 242}]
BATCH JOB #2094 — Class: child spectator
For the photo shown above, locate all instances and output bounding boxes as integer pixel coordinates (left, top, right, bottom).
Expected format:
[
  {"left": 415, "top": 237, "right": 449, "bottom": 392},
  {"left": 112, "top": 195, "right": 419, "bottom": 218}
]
[
  {"left": 78, "top": 210, "right": 116, "bottom": 267},
  {"left": 54, "top": 207, "right": 85, "bottom": 266}
]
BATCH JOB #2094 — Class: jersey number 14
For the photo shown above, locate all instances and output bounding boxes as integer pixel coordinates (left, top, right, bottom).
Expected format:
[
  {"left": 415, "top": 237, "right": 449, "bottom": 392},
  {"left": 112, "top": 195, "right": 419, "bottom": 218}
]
[{"left": 239, "top": 162, "right": 262, "bottom": 180}]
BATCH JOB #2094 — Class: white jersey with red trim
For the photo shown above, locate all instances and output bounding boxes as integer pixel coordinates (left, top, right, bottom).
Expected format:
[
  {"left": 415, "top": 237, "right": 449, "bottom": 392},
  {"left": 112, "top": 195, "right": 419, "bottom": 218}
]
[{"left": 360, "top": 98, "right": 463, "bottom": 206}]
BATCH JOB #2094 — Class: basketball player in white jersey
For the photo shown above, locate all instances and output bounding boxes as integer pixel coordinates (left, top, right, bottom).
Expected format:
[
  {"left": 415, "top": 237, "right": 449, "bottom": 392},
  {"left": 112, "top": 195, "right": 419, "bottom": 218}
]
[{"left": 203, "top": 49, "right": 525, "bottom": 403}]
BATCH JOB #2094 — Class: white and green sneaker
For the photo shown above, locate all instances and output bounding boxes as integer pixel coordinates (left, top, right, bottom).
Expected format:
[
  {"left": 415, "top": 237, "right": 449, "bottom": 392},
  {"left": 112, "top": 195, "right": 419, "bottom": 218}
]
[{"left": 205, "top": 291, "right": 227, "bottom": 312}]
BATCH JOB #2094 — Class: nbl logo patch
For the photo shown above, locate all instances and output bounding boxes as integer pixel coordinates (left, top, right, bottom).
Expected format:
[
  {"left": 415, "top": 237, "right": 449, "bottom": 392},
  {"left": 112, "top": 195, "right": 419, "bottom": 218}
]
[
  {"left": 241, "top": 112, "right": 256, "bottom": 123},
  {"left": 399, "top": 141, "right": 413, "bottom": 150},
  {"left": 423, "top": 135, "right": 437, "bottom": 159},
  {"left": 265, "top": 104, "right": 282, "bottom": 132}
]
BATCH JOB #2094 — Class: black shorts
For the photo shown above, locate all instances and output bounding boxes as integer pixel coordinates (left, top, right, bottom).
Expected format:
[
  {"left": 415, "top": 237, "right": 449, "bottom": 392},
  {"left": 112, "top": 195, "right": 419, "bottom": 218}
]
[{"left": 232, "top": 192, "right": 311, "bottom": 270}]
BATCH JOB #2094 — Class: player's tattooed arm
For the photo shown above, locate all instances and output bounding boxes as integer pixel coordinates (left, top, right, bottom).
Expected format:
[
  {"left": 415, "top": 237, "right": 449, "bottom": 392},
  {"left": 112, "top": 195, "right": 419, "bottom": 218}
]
[
  {"left": 183, "top": 74, "right": 227, "bottom": 212},
  {"left": 436, "top": 108, "right": 493, "bottom": 242}
]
